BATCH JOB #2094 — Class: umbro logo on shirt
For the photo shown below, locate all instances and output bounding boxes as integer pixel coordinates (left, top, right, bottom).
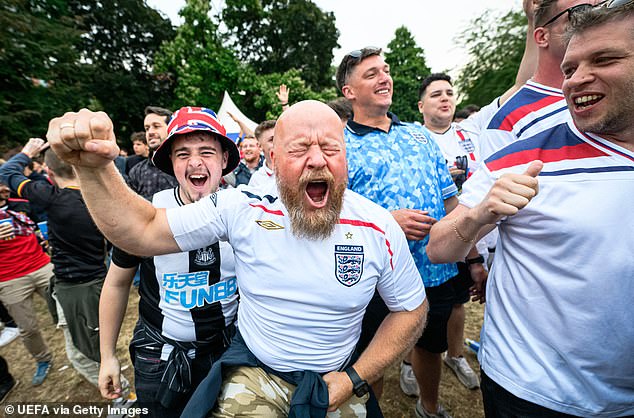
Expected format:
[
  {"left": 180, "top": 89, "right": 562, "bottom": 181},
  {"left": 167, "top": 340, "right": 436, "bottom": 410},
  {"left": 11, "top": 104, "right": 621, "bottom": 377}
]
[{"left": 255, "top": 220, "right": 284, "bottom": 230}]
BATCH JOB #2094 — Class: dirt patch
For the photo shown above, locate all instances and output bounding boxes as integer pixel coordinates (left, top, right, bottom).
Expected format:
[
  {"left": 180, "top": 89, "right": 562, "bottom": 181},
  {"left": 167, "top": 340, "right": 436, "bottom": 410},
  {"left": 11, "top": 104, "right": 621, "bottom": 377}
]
[
  {"left": 0, "top": 288, "right": 138, "bottom": 407},
  {"left": 0, "top": 290, "right": 485, "bottom": 417}
]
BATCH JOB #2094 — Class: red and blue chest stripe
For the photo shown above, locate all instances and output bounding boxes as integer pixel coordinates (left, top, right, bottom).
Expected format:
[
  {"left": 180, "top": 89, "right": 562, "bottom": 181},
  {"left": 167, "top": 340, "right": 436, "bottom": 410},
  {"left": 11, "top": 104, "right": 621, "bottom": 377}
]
[{"left": 485, "top": 124, "right": 634, "bottom": 176}]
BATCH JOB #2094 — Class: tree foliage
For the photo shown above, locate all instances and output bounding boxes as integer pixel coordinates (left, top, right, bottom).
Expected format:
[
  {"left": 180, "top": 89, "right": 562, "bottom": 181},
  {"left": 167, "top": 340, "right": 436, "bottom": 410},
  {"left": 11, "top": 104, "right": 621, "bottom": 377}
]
[
  {"left": 0, "top": 0, "right": 174, "bottom": 152},
  {"left": 68, "top": 0, "right": 175, "bottom": 144},
  {"left": 0, "top": 0, "right": 88, "bottom": 151},
  {"left": 384, "top": 26, "right": 431, "bottom": 122},
  {"left": 222, "top": 0, "right": 339, "bottom": 90},
  {"left": 154, "top": 0, "right": 240, "bottom": 112},
  {"left": 456, "top": 8, "right": 526, "bottom": 107},
  {"left": 238, "top": 68, "right": 337, "bottom": 121}
]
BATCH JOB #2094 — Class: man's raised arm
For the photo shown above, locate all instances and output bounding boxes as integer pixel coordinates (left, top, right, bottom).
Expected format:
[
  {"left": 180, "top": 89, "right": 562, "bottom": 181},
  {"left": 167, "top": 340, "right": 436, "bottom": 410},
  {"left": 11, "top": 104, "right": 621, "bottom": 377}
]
[
  {"left": 427, "top": 160, "right": 543, "bottom": 263},
  {"left": 46, "top": 109, "right": 179, "bottom": 256}
]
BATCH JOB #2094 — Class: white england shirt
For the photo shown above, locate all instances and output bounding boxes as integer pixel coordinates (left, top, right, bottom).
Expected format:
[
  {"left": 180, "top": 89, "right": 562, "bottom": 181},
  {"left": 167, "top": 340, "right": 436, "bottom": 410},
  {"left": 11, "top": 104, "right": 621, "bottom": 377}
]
[
  {"left": 424, "top": 122, "right": 483, "bottom": 178},
  {"left": 478, "top": 80, "right": 568, "bottom": 160},
  {"left": 247, "top": 163, "right": 275, "bottom": 188},
  {"left": 166, "top": 183, "right": 426, "bottom": 373},
  {"left": 460, "top": 117, "right": 634, "bottom": 417}
]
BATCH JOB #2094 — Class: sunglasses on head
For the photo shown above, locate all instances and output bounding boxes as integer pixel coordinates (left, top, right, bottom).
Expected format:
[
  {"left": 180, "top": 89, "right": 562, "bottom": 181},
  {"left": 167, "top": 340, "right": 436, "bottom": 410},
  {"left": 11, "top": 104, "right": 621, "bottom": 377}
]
[
  {"left": 541, "top": 0, "right": 633, "bottom": 27},
  {"left": 604, "top": 0, "right": 634, "bottom": 7},
  {"left": 341, "top": 47, "right": 381, "bottom": 85},
  {"left": 346, "top": 46, "right": 381, "bottom": 60},
  {"left": 541, "top": 3, "right": 597, "bottom": 26}
]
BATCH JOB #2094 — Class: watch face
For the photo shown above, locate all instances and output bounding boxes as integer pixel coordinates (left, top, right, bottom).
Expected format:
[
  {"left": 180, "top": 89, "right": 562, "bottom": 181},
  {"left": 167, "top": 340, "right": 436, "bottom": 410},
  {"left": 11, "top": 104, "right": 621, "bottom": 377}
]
[{"left": 354, "top": 381, "right": 370, "bottom": 397}]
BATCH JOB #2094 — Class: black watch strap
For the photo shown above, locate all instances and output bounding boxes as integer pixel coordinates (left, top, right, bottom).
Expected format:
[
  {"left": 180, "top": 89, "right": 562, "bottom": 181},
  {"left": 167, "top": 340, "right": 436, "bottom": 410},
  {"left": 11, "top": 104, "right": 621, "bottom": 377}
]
[
  {"left": 465, "top": 255, "right": 485, "bottom": 265},
  {"left": 344, "top": 366, "right": 369, "bottom": 397}
]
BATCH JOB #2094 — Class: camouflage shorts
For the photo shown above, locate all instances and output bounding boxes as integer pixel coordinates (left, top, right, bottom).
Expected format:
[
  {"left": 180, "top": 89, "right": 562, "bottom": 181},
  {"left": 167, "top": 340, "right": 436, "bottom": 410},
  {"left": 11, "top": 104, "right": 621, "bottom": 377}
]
[{"left": 212, "top": 366, "right": 369, "bottom": 417}]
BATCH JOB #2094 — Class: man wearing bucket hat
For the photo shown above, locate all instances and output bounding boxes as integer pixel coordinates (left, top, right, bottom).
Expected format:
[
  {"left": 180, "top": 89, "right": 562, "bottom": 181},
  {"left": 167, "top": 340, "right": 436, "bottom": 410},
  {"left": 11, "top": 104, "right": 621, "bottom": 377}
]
[
  {"left": 47, "top": 100, "right": 427, "bottom": 417},
  {"left": 98, "top": 107, "right": 241, "bottom": 417}
]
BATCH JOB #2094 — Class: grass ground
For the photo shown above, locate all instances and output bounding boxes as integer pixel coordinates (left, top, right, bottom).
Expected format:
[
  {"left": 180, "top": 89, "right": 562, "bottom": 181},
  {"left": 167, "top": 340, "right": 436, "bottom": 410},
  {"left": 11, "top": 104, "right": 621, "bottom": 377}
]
[{"left": 0, "top": 289, "right": 485, "bottom": 418}]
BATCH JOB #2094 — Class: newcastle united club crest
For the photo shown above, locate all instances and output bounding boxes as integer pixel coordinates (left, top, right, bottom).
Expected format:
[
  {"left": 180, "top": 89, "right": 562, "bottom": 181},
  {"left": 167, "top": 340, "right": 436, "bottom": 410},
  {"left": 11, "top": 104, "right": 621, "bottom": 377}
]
[
  {"left": 334, "top": 245, "right": 364, "bottom": 287},
  {"left": 194, "top": 246, "right": 216, "bottom": 266}
]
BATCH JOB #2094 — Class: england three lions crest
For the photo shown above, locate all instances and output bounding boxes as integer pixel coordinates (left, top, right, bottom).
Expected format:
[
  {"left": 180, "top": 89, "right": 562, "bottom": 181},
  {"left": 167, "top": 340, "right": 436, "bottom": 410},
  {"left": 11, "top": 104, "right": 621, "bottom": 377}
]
[{"left": 335, "top": 245, "right": 364, "bottom": 287}]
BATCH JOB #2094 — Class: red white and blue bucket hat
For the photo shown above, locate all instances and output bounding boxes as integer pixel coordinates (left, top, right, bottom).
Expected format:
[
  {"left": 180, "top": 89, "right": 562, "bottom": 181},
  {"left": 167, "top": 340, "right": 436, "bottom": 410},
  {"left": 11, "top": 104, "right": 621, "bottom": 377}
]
[{"left": 152, "top": 106, "right": 240, "bottom": 176}]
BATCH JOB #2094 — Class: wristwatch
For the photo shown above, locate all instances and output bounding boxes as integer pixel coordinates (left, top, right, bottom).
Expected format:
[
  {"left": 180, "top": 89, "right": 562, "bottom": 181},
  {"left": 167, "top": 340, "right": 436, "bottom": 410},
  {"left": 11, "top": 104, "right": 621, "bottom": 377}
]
[
  {"left": 344, "top": 366, "right": 369, "bottom": 397},
  {"left": 465, "top": 255, "right": 485, "bottom": 265}
]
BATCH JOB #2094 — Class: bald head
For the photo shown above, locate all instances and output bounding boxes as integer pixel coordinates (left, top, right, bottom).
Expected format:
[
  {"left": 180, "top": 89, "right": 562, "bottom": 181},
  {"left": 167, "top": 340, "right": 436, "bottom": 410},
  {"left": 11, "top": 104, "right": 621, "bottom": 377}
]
[
  {"left": 271, "top": 100, "right": 348, "bottom": 239},
  {"left": 274, "top": 100, "right": 344, "bottom": 149}
]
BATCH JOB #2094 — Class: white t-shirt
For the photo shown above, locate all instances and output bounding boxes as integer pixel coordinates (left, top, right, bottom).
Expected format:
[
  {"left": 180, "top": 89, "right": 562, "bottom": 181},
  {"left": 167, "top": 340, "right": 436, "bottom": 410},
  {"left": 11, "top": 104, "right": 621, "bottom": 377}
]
[
  {"left": 415, "top": 100, "right": 498, "bottom": 177},
  {"left": 423, "top": 101, "right": 500, "bottom": 255},
  {"left": 247, "top": 163, "right": 275, "bottom": 188},
  {"left": 460, "top": 118, "right": 634, "bottom": 417},
  {"left": 166, "top": 183, "right": 426, "bottom": 373},
  {"left": 425, "top": 123, "right": 483, "bottom": 176}
]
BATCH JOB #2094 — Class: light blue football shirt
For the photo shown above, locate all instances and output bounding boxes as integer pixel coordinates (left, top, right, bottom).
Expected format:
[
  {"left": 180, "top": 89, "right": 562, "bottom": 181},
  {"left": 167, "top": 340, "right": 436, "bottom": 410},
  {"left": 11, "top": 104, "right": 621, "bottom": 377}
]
[{"left": 345, "top": 113, "right": 458, "bottom": 287}]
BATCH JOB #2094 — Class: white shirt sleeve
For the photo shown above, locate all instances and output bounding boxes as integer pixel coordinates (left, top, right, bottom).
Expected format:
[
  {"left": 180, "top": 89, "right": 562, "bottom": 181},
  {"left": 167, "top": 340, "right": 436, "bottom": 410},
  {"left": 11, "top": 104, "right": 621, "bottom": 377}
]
[
  {"left": 166, "top": 190, "right": 236, "bottom": 252},
  {"left": 458, "top": 99, "right": 500, "bottom": 137}
]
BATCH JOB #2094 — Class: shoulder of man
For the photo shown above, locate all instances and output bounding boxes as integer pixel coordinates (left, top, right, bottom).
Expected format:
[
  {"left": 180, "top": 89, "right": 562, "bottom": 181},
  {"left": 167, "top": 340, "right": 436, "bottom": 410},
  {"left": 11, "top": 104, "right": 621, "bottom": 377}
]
[{"left": 341, "top": 189, "right": 396, "bottom": 225}]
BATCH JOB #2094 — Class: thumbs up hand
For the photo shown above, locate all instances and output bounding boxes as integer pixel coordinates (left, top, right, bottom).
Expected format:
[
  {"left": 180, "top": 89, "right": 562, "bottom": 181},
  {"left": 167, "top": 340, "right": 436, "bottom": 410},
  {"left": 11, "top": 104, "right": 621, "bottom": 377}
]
[{"left": 474, "top": 160, "right": 543, "bottom": 225}]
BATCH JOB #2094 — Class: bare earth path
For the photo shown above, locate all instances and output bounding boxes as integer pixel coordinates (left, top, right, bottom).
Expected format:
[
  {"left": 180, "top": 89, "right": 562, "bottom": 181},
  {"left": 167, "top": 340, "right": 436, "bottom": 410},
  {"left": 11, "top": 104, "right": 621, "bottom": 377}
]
[{"left": 0, "top": 290, "right": 485, "bottom": 418}]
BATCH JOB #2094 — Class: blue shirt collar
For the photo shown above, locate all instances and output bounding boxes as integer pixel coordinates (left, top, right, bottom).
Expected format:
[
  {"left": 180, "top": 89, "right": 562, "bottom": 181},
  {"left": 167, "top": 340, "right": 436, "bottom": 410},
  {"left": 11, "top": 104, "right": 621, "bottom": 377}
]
[{"left": 346, "top": 112, "right": 403, "bottom": 136}]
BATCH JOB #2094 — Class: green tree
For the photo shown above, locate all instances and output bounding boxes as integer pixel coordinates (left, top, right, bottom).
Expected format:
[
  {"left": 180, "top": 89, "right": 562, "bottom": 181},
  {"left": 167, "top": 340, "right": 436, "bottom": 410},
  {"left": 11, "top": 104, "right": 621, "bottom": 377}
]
[
  {"left": 0, "top": 0, "right": 88, "bottom": 152},
  {"left": 155, "top": 0, "right": 240, "bottom": 112},
  {"left": 456, "top": 8, "right": 526, "bottom": 107},
  {"left": 222, "top": 0, "right": 339, "bottom": 90},
  {"left": 384, "top": 26, "right": 431, "bottom": 122},
  {"left": 69, "top": 0, "right": 176, "bottom": 144},
  {"left": 237, "top": 68, "right": 337, "bottom": 121}
]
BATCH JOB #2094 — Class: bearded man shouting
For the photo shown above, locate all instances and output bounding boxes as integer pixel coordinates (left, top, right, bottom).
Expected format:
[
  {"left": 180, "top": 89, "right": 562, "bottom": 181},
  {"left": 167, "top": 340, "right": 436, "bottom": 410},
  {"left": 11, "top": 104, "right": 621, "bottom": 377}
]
[{"left": 47, "top": 100, "right": 428, "bottom": 418}]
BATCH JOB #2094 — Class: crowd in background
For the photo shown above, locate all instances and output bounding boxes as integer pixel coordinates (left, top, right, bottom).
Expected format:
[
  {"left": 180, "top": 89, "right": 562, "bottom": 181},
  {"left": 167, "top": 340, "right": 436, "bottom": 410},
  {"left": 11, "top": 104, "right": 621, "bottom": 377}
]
[{"left": 0, "top": 1, "right": 633, "bottom": 418}]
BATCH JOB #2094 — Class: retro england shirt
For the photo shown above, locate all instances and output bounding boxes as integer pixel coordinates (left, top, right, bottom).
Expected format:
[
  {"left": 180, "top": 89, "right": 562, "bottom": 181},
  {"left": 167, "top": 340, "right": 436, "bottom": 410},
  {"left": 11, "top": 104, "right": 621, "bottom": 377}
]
[
  {"left": 166, "top": 183, "right": 426, "bottom": 373},
  {"left": 478, "top": 80, "right": 568, "bottom": 160},
  {"left": 345, "top": 114, "right": 458, "bottom": 287},
  {"left": 460, "top": 118, "right": 634, "bottom": 417},
  {"left": 420, "top": 100, "right": 500, "bottom": 177}
]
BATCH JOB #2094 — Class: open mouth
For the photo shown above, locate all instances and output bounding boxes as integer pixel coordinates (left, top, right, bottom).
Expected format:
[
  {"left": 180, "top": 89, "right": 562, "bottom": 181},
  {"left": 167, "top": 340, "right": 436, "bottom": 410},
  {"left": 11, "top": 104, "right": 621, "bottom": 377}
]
[
  {"left": 188, "top": 173, "right": 209, "bottom": 187},
  {"left": 305, "top": 181, "right": 329, "bottom": 206},
  {"left": 574, "top": 94, "right": 603, "bottom": 109}
]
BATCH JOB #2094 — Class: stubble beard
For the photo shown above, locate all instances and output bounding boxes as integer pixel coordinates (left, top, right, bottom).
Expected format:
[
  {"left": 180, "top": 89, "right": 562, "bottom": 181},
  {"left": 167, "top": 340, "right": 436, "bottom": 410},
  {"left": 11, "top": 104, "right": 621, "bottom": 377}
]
[
  {"left": 575, "top": 77, "right": 634, "bottom": 138},
  {"left": 277, "top": 168, "right": 347, "bottom": 240}
]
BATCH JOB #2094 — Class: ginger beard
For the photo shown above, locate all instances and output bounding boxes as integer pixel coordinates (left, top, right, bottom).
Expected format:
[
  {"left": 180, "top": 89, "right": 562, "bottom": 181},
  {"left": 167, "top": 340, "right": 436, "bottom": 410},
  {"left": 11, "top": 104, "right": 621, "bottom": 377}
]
[{"left": 276, "top": 166, "right": 347, "bottom": 240}]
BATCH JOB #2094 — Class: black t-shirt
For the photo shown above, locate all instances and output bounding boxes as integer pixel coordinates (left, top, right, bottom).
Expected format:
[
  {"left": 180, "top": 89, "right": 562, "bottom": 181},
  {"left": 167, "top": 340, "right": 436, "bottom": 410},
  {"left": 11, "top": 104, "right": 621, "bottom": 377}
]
[{"left": 20, "top": 182, "right": 108, "bottom": 282}]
